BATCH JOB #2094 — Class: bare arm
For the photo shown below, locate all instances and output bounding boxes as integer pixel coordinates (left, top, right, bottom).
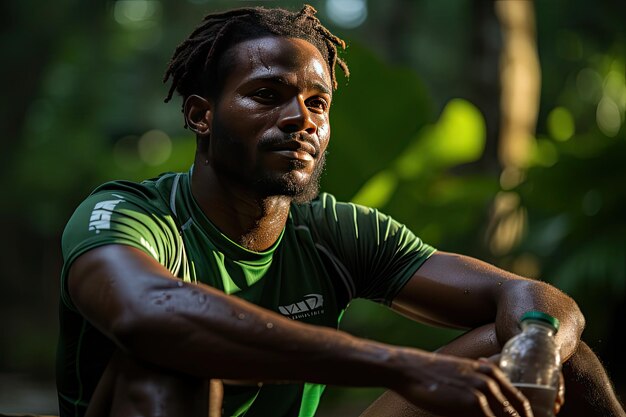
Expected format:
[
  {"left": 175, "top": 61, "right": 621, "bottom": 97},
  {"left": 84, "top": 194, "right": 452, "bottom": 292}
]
[
  {"left": 68, "top": 244, "right": 532, "bottom": 417},
  {"left": 392, "top": 251, "right": 585, "bottom": 362},
  {"left": 69, "top": 245, "right": 392, "bottom": 384}
]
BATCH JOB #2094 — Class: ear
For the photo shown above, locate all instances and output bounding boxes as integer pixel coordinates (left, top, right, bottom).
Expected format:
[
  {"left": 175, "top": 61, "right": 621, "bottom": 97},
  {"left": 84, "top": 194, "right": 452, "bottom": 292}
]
[{"left": 184, "top": 95, "right": 212, "bottom": 136}]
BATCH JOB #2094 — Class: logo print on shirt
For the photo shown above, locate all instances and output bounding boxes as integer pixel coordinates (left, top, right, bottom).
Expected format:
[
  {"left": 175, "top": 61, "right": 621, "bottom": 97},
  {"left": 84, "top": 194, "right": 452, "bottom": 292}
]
[
  {"left": 88, "top": 198, "right": 125, "bottom": 233},
  {"left": 278, "top": 294, "right": 324, "bottom": 320}
]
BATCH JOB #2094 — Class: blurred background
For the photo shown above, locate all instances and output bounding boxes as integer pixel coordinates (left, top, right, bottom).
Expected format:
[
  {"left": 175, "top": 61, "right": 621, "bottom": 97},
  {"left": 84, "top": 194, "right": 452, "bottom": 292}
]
[{"left": 1, "top": 0, "right": 625, "bottom": 414}]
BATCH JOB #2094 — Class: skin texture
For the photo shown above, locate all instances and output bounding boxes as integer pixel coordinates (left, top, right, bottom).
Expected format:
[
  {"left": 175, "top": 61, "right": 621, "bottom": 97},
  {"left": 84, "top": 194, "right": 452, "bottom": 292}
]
[
  {"left": 186, "top": 36, "right": 332, "bottom": 251},
  {"left": 392, "top": 252, "right": 584, "bottom": 362},
  {"left": 65, "top": 36, "right": 615, "bottom": 417},
  {"left": 360, "top": 330, "right": 626, "bottom": 417},
  {"left": 70, "top": 245, "right": 534, "bottom": 417}
]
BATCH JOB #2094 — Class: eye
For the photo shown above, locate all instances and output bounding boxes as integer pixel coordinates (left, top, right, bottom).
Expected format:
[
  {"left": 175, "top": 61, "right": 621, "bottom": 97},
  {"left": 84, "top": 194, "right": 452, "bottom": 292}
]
[
  {"left": 252, "top": 88, "right": 278, "bottom": 102},
  {"left": 307, "top": 97, "right": 329, "bottom": 113}
]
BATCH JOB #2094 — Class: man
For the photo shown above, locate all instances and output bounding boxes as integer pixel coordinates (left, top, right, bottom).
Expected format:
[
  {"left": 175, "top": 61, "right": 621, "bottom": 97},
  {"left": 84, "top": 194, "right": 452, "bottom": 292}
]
[{"left": 56, "top": 5, "right": 624, "bottom": 417}]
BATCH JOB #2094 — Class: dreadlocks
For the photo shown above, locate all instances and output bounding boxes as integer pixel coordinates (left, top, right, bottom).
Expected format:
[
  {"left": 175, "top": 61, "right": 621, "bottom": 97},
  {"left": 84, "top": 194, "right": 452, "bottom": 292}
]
[{"left": 163, "top": 4, "right": 349, "bottom": 110}]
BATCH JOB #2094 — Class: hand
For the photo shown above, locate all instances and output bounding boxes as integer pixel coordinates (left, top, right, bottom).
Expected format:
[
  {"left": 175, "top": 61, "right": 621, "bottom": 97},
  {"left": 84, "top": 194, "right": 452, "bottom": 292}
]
[{"left": 393, "top": 350, "right": 533, "bottom": 417}]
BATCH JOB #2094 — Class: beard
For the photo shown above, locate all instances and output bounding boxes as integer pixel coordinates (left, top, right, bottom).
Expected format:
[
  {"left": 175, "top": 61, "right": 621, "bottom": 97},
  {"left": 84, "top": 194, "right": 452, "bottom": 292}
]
[
  {"left": 209, "top": 116, "right": 327, "bottom": 204},
  {"left": 253, "top": 150, "right": 327, "bottom": 204}
]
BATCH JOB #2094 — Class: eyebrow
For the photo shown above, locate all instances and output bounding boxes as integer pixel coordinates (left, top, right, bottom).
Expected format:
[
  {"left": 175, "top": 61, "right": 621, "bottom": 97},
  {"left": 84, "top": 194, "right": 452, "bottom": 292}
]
[{"left": 247, "top": 75, "right": 332, "bottom": 96}]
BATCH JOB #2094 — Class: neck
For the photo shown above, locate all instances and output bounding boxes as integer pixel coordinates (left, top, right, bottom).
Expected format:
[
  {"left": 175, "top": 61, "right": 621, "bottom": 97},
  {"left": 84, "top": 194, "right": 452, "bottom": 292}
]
[{"left": 190, "top": 160, "right": 291, "bottom": 252}]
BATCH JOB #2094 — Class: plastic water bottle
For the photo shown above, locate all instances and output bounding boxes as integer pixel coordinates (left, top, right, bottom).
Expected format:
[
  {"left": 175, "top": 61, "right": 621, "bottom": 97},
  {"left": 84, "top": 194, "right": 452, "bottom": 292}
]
[{"left": 499, "top": 311, "right": 561, "bottom": 417}]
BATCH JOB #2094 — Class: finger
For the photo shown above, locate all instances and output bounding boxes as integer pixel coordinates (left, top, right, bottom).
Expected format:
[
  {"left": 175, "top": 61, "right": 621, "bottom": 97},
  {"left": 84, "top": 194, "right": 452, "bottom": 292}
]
[
  {"left": 477, "top": 363, "right": 533, "bottom": 417},
  {"left": 472, "top": 374, "right": 523, "bottom": 417},
  {"left": 473, "top": 390, "right": 498, "bottom": 417}
]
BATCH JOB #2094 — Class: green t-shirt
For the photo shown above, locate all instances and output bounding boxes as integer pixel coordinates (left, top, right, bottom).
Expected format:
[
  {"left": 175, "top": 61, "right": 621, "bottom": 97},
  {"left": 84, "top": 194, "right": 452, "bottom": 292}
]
[{"left": 57, "top": 169, "right": 435, "bottom": 417}]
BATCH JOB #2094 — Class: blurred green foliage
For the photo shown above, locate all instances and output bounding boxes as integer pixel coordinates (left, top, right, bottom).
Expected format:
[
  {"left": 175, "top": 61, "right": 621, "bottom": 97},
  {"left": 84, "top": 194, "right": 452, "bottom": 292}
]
[{"left": 1, "top": 0, "right": 625, "bottom": 413}]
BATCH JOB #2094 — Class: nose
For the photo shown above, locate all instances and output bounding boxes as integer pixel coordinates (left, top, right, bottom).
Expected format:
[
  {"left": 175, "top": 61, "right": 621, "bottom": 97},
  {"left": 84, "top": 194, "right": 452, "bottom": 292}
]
[{"left": 277, "top": 96, "right": 317, "bottom": 134}]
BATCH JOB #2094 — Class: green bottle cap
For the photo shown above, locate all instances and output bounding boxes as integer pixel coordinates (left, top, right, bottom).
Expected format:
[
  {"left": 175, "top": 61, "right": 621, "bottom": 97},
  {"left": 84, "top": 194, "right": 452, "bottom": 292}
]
[{"left": 520, "top": 311, "right": 560, "bottom": 332}]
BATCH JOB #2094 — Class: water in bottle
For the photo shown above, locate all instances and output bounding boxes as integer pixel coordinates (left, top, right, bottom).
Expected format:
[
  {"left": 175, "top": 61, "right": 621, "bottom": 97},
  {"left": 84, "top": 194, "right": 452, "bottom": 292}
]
[{"left": 499, "top": 311, "right": 561, "bottom": 417}]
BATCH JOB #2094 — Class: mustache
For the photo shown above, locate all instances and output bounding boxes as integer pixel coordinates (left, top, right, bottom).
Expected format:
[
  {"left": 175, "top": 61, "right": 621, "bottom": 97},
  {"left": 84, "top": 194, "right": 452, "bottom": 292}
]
[{"left": 259, "top": 132, "right": 320, "bottom": 157}]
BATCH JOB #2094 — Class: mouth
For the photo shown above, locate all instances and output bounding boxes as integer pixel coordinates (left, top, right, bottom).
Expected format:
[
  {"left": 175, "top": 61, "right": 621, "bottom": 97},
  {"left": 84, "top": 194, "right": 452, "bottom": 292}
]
[{"left": 264, "top": 140, "right": 317, "bottom": 162}]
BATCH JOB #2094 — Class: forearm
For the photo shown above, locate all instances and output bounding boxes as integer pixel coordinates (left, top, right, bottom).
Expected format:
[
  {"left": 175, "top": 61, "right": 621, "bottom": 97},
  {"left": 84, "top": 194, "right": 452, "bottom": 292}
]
[
  {"left": 447, "top": 255, "right": 586, "bottom": 360},
  {"left": 113, "top": 274, "right": 401, "bottom": 386},
  {"left": 70, "top": 246, "right": 405, "bottom": 388},
  {"left": 393, "top": 252, "right": 585, "bottom": 361},
  {"left": 440, "top": 252, "right": 585, "bottom": 360}
]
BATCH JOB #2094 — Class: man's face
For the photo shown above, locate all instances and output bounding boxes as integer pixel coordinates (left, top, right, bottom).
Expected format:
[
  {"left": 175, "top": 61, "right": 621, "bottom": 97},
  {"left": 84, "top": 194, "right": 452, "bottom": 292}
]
[{"left": 207, "top": 36, "right": 332, "bottom": 203}]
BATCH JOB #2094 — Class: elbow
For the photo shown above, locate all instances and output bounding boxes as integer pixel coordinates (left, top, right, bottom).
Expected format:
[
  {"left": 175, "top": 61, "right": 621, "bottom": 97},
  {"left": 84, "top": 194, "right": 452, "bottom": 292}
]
[
  {"left": 107, "top": 299, "right": 168, "bottom": 354},
  {"left": 106, "top": 293, "right": 193, "bottom": 357}
]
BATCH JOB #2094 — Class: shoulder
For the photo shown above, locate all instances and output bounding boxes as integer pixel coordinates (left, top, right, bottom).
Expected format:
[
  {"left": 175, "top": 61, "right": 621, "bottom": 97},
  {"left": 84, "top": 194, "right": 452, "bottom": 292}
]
[
  {"left": 62, "top": 172, "right": 185, "bottom": 249},
  {"left": 89, "top": 171, "right": 182, "bottom": 212}
]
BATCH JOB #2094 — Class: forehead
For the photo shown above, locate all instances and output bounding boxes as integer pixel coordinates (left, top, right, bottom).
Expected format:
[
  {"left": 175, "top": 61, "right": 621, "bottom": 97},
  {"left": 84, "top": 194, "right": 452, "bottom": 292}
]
[{"left": 218, "top": 36, "right": 332, "bottom": 94}]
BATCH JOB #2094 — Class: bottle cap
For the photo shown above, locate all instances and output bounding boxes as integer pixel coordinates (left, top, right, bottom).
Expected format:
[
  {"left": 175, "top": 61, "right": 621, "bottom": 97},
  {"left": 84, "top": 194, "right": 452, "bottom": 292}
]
[{"left": 520, "top": 311, "right": 560, "bottom": 332}]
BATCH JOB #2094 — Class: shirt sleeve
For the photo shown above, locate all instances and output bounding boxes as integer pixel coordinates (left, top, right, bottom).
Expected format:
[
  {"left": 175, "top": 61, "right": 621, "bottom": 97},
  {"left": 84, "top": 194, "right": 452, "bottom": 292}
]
[
  {"left": 60, "top": 190, "right": 183, "bottom": 312},
  {"left": 307, "top": 193, "right": 436, "bottom": 305}
]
